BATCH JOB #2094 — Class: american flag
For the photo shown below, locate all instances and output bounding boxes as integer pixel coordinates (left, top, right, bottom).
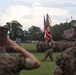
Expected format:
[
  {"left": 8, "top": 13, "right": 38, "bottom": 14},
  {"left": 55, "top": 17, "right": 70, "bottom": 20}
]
[{"left": 44, "top": 14, "right": 52, "bottom": 41}]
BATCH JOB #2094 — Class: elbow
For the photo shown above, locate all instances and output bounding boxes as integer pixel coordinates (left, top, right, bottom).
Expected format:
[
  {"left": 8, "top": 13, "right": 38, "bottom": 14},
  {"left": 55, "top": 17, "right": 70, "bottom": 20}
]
[
  {"left": 36, "top": 61, "right": 41, "bottom": 68},
  {"left": 33, "top": 60, "right": 40, "bottom": 68}
]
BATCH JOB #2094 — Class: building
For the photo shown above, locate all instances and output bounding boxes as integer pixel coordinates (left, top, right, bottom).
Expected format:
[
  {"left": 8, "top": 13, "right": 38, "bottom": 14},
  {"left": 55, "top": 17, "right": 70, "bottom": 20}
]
[{"left": 63, "top": 22, "right": 76, "bottom": 40}]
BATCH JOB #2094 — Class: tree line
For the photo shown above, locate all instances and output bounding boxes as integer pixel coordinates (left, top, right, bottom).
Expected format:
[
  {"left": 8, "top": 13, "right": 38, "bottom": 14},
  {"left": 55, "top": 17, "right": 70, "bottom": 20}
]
[{"left": 6, "top": 20, "right": 76, "bottom": 42}]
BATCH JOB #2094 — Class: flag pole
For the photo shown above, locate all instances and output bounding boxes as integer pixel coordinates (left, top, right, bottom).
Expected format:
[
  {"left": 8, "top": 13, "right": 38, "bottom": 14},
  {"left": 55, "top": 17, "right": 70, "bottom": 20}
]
[
  {"left": 49, "top": 16, "right": 52, "bottom": 39},
  {"left": 71, "top": 15, "right": 73, "bottom": 29}
]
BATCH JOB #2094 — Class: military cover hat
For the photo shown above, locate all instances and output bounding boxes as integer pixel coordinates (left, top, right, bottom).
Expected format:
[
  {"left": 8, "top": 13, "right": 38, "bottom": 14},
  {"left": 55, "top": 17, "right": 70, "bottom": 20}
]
[
  {"left": 0, "top": 25, "right": 8, "bottom": 36},
  {"left": 0, "top": 25, "right": 8, "bottom": 29}
]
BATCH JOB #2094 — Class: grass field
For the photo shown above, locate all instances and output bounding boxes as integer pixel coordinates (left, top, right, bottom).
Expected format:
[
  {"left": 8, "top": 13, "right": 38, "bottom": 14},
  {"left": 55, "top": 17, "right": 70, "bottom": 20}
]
[
  {"left": 20, "top": 43, "right": 59, "bottom": 75},
  {"left": 21, "top": 43, "right": 36, "bottom": 51}
]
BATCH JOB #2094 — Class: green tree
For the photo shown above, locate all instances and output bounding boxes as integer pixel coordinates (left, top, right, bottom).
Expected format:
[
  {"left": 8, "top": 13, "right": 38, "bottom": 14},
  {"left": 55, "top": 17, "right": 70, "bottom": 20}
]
[
  {"left": 28, "top": 25, "right": 44, "bottom": 41},
  {"left": 6, "top": 20, "right": 23, "bottom": 41},
  {"left": 51, "top": 20, "right": 76, "bottom": 41}
]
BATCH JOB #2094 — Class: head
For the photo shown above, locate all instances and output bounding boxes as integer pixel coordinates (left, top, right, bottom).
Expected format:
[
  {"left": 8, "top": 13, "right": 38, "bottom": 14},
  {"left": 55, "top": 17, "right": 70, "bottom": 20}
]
[{"left": 0, "top": 25, "right": 8, "bottom": 46}]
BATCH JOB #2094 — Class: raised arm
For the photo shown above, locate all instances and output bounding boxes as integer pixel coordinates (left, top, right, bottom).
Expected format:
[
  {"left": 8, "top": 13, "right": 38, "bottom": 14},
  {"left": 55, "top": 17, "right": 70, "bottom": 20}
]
[{"left": 7, "top": 37, "right": 40, "bottom": 69}]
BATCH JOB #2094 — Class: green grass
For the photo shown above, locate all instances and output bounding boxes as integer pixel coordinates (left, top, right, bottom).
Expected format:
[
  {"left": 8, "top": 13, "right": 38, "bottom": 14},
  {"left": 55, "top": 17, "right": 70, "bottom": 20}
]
[
  {"left": 21, "top": 43, "right": 36, "bottom": 51},
  {"left": 20, "top": 43, "right": 59, "bottom": 75}
]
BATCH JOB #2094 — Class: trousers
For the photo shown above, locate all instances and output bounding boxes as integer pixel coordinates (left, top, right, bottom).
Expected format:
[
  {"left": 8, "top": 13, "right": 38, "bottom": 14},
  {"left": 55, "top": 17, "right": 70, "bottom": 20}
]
[{"left": 44, "top": 49, "right": 54, "bottom": 61}]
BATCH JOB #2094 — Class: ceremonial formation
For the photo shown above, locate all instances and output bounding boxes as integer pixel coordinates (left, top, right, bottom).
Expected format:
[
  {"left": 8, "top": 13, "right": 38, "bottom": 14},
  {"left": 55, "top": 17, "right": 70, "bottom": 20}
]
[{"left": 0, "top": 13, "right": 76, "bottom": 75}]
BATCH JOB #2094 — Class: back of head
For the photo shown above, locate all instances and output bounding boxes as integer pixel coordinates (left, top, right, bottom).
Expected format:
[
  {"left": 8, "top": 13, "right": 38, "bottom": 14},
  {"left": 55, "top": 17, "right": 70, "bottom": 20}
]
[{"left": 0, "top": 25, "right": 8, "bottom": 46}]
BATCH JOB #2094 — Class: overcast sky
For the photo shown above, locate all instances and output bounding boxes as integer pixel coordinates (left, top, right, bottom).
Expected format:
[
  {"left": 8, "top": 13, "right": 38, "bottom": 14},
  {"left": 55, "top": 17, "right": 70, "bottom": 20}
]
[{"left": 0, "top": 0, "right": 76, "bottom": 30}]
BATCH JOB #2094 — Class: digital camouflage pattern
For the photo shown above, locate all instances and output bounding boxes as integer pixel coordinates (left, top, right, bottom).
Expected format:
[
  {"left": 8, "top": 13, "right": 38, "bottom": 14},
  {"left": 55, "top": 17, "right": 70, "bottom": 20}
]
[
  {"left": 0, "top": 49, "right": 33, "bottom": 75},
  {"left": 55, "top": 47, "right": 76, "bottom": 75}
]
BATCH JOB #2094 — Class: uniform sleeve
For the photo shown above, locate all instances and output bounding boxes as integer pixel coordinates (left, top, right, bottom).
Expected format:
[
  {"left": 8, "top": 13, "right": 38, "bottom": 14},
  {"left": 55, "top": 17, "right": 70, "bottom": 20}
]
[
  {"left": 19, "top": 57, "right": 33, "bottom": 70},
  {"left": 54, "top": 53, "right": 63, "bottom": 74},
  {"left": 54, "top": 65, "right": 63, "bottom": 74}
]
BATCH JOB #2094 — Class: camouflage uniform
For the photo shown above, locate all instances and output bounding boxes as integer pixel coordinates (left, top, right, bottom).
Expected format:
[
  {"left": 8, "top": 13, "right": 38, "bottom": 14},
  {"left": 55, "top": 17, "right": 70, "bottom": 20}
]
[
  {"left": 54, "top": 47, "right": 76, "bottom": 75},
  {"left": 42, "top": 42, "right": 54, "bottom": 61},
  {"left": 0, "top": 49, "right": 33, "bottom": 75},
  {"left": 44, "top": 48, "right": 53, "bottom": 61}
]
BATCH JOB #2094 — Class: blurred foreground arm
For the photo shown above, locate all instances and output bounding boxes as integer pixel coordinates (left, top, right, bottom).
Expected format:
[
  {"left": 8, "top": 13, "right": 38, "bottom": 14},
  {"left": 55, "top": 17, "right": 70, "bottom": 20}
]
[
  {"left": 54, "top": 73, "right": 62, "bottom": 75},
  {"left": 7, "top": 37, "right": 40, "bottom": 69},
  {"left": 54, "top": 65, "right": 62, "bottom": 75}
]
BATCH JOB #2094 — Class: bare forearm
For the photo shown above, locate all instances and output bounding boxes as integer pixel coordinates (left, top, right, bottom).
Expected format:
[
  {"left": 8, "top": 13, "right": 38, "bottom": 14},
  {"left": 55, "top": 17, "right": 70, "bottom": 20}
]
[
  {"left": 54, "top": 73, "right": 62, "bottom": 75},
  {"left": 7, "top": 38, "right": 35, "bottom": 58},
  {"left": 18, "top": 47, "right": 36, "bottom": 59},
  {"left": 7, "top": 38, "right": 40, "bottom": 68}
]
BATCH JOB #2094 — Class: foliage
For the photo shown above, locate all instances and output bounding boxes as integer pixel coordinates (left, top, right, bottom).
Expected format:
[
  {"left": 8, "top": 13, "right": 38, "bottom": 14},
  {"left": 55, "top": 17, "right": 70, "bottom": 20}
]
[
  {"left": 51, "top": 20, "right": 76, "bottom": 41},
  {"left": 6, "top": 20, "right": 76, "bottom": 41},
  {"left": 6, "top": 20, "right": 24, "bottom": 40},
  {"left": 28, "top": 25, "right": 44, "bottom": 41}
]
